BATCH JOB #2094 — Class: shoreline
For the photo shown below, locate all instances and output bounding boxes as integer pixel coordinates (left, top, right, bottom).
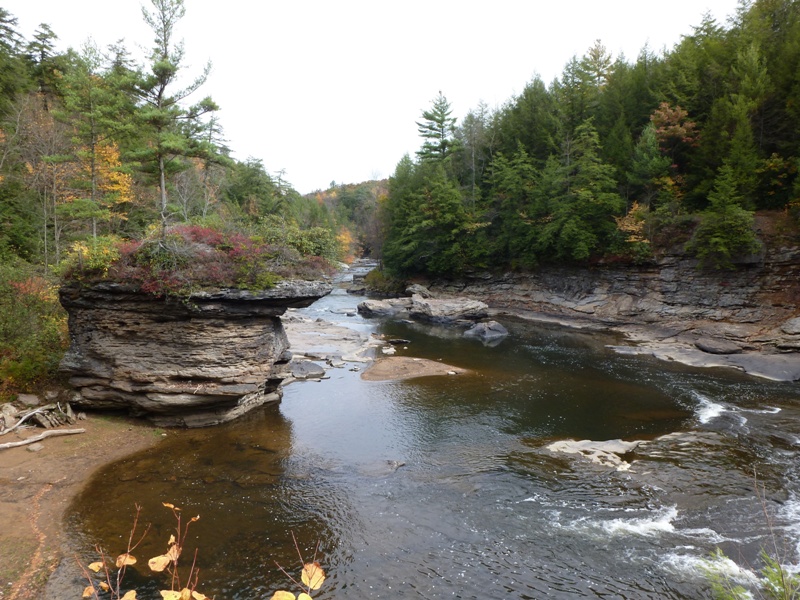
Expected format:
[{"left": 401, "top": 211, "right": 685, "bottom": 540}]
[
  {"left": 489, "top": 306, "right": 800, "bottom": 382},
  {"left": 0, "top": 414, "right": 164, "bottom": 600}
]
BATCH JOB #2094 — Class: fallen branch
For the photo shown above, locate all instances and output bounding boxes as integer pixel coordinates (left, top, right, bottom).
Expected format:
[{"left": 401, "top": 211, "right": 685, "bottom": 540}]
[
  {"left": 0, "top": 428, "right": 85, "bottom": 450},
  {"left": 0, "top": 404, "right": 56, "bottom": 437}
]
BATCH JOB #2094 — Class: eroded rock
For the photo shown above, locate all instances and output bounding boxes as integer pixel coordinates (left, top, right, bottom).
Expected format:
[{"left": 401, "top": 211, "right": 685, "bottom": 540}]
[
  {"left": 464, "top": 320, "right": 509, "bottom": 341},
  {"left": 409, "top": 294, "right": 488, "bottom": 323},
  {"left": 694, "top": 338, "right": 743, "bottom": 355},
  {"left": 59, "top": 280, "right": 331, "bottom": 427}
]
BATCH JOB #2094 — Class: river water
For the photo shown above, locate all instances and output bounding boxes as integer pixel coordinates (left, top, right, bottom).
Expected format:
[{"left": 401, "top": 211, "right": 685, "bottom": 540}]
[{"left": 68, "top": 269, "right": 800, "bottom": 599}]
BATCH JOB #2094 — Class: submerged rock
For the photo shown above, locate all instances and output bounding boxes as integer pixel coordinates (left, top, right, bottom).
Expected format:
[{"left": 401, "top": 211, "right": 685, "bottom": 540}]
[
  {"left": 546, "top": 439, "right": 643, "bottom": 470},
  {"left": 464, "top": 320, "right": 509, "bottom": 341},
  {"left": 59, "top": 280, "right": 331, "bottom": 427}
]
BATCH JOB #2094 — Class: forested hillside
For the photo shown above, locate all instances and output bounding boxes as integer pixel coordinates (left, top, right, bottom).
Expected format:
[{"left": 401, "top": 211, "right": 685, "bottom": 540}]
[
  {"left": 0, "top": 1, "right": 361, "bottom": 395},
  {"left": 382, "top": 0, "right": 800, "bottom": 277}
]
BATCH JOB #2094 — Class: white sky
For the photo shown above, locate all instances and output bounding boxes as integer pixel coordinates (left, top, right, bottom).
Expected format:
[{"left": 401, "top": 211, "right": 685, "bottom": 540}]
[{"left": 8, "top": 0, "right": 741, "bottom": 194}]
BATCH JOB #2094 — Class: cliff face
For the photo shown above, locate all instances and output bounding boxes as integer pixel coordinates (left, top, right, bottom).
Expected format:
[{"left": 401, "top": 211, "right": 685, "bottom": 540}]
[
  {"left": 428, "top": 245, "right": 800, "bottom": 352},
  {"left": 59, "top": 280, "right": 332, "bottom": 427}
]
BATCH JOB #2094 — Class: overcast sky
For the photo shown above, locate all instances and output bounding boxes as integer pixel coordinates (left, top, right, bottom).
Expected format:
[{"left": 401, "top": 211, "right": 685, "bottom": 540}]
[{"left": 7, "top": 0, "right": 741, "bottom": 194}]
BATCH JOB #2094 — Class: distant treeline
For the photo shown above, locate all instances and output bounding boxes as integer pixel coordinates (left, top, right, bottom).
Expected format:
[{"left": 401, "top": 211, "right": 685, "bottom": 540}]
[{"left": 382, "top": 0, "right": 800, "bottom": 276}]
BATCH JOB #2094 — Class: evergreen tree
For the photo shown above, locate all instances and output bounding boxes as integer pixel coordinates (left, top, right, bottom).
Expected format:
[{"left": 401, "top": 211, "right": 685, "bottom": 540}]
[
  {"left": 537, "top": 119, "right": 625, "bottom": 261},
  {"left": 416, "top": 92, "right": 458, "bottom": 162},
  {"left": 134, "top": 0, "right": 219, "bottom": 231},
  {"left": 685, "top": 164, "right": 761, "bottom": 269}
]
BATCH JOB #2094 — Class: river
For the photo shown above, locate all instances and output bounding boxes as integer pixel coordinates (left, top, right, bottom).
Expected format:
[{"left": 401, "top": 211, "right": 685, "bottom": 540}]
[{"left": 68, "top": 267, "right": 800, "bottom": 599}]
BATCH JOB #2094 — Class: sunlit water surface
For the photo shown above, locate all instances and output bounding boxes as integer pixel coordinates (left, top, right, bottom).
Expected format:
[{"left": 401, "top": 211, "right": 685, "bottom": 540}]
[{"left": 69, "top": 269, "right": 800, "bottom": 599}]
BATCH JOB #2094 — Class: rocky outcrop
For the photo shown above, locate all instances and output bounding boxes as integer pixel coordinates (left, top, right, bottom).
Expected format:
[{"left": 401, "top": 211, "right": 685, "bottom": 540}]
[
  {"left": 357, "top": 294, "right": 489, "bottom": 324},
  {"left": 428, "top": 246, "right": 800, "bottom": 345},
  {"left": 422, "top": 245, "right": 800, "bottom": 380},
  {"left": 59, "top": 280, "right": 332, "bottom": 427}
]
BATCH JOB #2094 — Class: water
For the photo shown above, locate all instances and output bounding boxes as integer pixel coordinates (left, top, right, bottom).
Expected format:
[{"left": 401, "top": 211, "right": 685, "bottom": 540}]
[{"left": 68, "top": 269, "right": 800, "bottom": 599}]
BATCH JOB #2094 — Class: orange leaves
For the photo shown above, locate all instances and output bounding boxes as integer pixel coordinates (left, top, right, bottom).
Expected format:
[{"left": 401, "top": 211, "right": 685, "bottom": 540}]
[
  {"left": 148, "top": 554, "right": 172, "bottom": 573},
  {"left": 87, "top": 561, "right": 104, "bottom": 573}
]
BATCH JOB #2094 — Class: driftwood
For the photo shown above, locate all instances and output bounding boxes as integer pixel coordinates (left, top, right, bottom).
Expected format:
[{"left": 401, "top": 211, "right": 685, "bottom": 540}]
[
  {"left": 0, "top": 404, "right": 56, "bottom": 436},
  {"left": 1, "top": 403, "right": 77, "bottom": 436},
  {"left": 0, "top": 428, "right": 86, "bottom": 450}
]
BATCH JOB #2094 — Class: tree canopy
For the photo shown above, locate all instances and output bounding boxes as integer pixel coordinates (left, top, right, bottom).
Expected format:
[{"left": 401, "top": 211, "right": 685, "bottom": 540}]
[{"left": 379, "top": 0, "right": 800, "bottom": 277}]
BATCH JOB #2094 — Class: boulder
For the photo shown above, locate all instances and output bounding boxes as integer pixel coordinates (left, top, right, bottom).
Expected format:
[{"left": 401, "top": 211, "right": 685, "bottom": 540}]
[
  {"left": 290, "top": 360, "right": 326, "bottom": 380},
  {"left": 58, "top": 280, "right": 332, "bottom": 427},
  {"left": 409, "top": 295, "right": 488, "bottom": 323},
  {"left": 694, "top": 338, "right": 744, "bottom": 355},
  {"left": 405, "top": 284, "right": 435, "bottom": 298},
  {"left": 357, "top": 298, "right": 412, "bottom": 318},
  {"left": 17, "top": 393, "right": 40, "bottom": 407},
  {"left": 464, "top": 321, "right": 509, "bottom": 341},
  {"left": 781, "top": 317, "right": 800, "bottom": 335}
]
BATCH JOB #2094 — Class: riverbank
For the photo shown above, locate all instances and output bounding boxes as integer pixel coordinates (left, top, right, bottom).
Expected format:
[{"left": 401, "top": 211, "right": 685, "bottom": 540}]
[
  {"left": 486, "top": 306, "right": 800, "bottom": 382},
  {"left": 0, "top": 414, "right": 163, "bottom": 600},
  {"left": 416, "top": 242, "right": 800, "bottom": 382}
]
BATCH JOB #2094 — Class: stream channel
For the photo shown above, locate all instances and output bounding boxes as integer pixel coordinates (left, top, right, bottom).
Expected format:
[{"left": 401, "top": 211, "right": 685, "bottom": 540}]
[{"left": 68, "top": 266, "right": 800, "bottom": 599}]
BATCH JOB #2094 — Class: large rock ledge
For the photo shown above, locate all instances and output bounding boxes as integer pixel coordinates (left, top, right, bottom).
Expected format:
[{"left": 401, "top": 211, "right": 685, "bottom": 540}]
[
  {"left": 419, "top": 246, "right": 800, "bottom": 381},
  {"left": 59, "top": 280, "right": 332, "bottom": 427}
]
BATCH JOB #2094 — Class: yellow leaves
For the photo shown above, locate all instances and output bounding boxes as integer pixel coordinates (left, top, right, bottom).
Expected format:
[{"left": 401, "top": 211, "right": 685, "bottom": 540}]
[
  {"left": 301, "top": 562, "right": 325, "bottom": 590},
  {"left": 614, "top": 201, "right": 649, "bottom": 244},
  {"left": 271, "top": 562, "right": 326, "bottom": 599},
  {"left": 149, "top": 532, "right": 182, "bottom": 572},
  {"left": 121, "top": 591, "right": 138, "bottom": 600},
  {"left": 82, "top": 585, "right": 95, "bottom": 598},
  {"left": 271, "top": 592, "right": 313, "bottom": 600},
  {"left": 159, "top": 589, "right": 205, "bottom": 600},
  {"left": 87, "top": 561, "right": 104, "bottom": 573},
  {"left": 116, "top": 553, "right": 137, "bottom": 568},
  {"left": 148, "top": 555, "right": 172, "bottom": 572}
]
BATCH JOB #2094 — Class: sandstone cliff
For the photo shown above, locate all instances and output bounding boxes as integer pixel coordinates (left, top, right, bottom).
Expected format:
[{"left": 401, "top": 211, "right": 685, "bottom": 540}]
[{"left": 59, "top": 280, "right": 332, "bottom": 427}]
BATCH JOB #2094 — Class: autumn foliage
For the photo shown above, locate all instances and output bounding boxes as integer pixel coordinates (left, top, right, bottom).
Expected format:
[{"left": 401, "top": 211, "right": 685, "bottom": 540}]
[{"left": 59, "top": 223, "right": 337, "bottom": 297}]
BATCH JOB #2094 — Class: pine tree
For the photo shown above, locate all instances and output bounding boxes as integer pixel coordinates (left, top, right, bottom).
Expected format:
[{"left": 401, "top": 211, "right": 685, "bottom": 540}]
[
  {"left": 685, "top": 164, "right": 761, "bottom": 269},
  {"left": 416, "top": 92, "right": 457, "bottom": 162},
  {"left": 134, "top": 0, "right": 219, "bottom": 232}
]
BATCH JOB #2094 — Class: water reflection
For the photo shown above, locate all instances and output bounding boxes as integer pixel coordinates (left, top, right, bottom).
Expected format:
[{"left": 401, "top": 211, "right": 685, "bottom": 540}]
[{"left": 70, "top": 405, "right": 355, "bottom": 599}]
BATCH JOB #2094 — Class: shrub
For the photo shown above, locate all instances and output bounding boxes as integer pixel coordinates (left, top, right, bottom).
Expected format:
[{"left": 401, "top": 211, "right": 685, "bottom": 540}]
[
  {"left": 363, "top": 268, "right": 405, "bottom": 295},
  {"left": 59, "top": 223, "right": 336, "bottom": 297},
  {"left": 58, "top": 235, "right": 123, "bottom": 279},
  {"left": 0, "top": 260, "right": 68, "bottom": 398}
]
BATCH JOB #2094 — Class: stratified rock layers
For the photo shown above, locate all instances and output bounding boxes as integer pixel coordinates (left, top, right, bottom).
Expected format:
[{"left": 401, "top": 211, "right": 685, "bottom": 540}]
[{"left": 59, "top": 280, "right": 331, "bottom": 427}]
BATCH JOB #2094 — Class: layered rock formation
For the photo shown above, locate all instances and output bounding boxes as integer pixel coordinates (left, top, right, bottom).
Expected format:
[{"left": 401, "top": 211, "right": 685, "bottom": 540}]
[
  {"left": 59, "top": 280, "right": 331, "bottom": 427},
  {"left": 424, "top": 245, "right": 800, "bottom": 380}
]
